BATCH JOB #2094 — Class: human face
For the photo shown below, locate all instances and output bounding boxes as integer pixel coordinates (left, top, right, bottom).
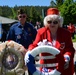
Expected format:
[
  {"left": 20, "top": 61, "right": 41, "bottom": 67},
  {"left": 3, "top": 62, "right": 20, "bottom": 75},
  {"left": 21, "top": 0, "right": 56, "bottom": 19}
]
[
  {"left": 18, "top": 14, "right": 26, "bottom": 25},
  {"left": 47, "top": 19, "right": 59, "bottom": 32}
]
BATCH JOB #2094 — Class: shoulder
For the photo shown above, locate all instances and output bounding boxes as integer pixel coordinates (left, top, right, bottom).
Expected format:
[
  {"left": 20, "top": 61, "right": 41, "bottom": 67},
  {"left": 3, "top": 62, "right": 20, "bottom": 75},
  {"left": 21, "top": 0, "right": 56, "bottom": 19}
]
[
  {"left": 25, "top": 22, "right": 37, "bottom": 33},
  {"left": 26, "top": 22, "right": 34, "bottom": 28},
  {"left": 37, "top": 27, "right": 47, "bottom": 34},
  {"left": 8, "top": 23, "right": 20, "bottom": 32},
  {"left": 10, "top": 22, "right": 19, "bottom": 29},
  {"left": 59, "top": 27, "right": 71, "bottom": 36}
]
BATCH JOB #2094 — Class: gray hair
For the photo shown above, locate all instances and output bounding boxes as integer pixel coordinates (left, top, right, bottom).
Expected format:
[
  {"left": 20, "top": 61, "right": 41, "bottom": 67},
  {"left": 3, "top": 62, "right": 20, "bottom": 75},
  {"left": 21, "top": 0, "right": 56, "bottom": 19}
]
[{"left": 43, "top": 15, "right": 63, "bottom": 27}]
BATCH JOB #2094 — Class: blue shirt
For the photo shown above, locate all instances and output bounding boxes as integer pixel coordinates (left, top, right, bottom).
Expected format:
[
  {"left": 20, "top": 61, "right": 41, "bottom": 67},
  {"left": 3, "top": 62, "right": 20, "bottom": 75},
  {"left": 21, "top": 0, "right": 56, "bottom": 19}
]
[{"left": 6, "top": 22, "right": 37, "bottom": 49}]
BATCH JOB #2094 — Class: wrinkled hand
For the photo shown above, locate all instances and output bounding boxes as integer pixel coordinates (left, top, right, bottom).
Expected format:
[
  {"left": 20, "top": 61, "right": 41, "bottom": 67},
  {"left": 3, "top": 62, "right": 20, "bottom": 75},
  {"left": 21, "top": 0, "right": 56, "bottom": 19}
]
[{"left": 64, "top": 55, "right": 70, "bottom": 69}]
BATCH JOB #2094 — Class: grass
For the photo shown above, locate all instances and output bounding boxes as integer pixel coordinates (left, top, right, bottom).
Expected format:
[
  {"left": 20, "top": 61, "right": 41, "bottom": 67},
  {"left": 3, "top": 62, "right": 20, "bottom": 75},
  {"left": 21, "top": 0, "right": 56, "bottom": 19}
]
[{"left": 72, "top": 34, "right": 76, "bottom": 42}]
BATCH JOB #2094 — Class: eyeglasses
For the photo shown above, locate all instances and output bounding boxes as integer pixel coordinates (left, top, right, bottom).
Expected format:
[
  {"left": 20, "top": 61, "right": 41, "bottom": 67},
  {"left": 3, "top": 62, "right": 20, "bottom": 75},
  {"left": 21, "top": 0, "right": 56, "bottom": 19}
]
[
  {"left": 47, "top": 20, "right": 58, "bottom": 24},
  {"left": 19, "top": 15, "right": 26, "bottom": 18}
]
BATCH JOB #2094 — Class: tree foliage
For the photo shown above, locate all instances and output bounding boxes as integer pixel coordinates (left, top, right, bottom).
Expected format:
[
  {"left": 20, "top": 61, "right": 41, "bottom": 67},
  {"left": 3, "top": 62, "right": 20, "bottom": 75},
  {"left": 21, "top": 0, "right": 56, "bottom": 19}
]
[{"left": 59, "top": 0, "right": 76, "bottom": 24}]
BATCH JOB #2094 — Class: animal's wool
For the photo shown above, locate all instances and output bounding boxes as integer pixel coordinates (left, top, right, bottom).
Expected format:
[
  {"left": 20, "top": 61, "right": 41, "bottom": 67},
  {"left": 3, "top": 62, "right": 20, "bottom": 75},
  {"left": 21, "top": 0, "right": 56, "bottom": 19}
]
[{"left": 0, "top": 40, "right": 27, "bottom": 75}]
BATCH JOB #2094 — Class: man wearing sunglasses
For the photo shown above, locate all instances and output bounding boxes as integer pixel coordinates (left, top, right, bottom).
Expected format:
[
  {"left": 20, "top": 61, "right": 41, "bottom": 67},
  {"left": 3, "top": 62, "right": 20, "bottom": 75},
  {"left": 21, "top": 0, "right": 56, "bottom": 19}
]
[
  {"left": 6, "top": 8, "right": 37, "bottom": 75},
  {"left": 26, "top": 8, "right": 75, "bottom": 75},
  {"left": 6, "top": 8, "right": 37, "bottom": 49}
]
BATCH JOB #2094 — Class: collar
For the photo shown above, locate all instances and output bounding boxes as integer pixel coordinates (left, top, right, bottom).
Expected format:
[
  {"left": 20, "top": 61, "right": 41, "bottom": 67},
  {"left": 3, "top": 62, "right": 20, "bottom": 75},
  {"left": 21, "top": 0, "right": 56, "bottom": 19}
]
[{"left": 18, "top": 22, "right": 27, "bottom": 28}]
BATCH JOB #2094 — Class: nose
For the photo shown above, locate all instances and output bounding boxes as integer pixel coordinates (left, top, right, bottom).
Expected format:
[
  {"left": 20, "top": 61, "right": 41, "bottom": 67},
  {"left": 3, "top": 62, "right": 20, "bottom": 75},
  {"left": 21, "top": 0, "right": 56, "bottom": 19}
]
[{"left": 51, "top": 22, "right": 54, "bottom": 26}]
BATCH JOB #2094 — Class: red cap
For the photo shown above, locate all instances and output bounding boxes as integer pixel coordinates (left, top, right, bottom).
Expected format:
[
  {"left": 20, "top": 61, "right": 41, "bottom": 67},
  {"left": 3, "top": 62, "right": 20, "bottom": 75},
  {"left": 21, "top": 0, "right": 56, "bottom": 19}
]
[{"left": 47, "top": 8, "right": 59, "bottom": 15}]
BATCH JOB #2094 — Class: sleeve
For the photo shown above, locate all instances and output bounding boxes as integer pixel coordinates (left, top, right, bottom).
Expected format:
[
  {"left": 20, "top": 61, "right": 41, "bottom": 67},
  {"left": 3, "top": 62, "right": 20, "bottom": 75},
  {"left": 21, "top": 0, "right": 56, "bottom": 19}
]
[
  {"left": 6, "top": 26, "right": 15, "bottom": 41},
  {"left": 28, "top": 30, "right": 42, "bottom": 50},
  {"left": 64, "top": 31, "right": 75, "bottom": 58}
]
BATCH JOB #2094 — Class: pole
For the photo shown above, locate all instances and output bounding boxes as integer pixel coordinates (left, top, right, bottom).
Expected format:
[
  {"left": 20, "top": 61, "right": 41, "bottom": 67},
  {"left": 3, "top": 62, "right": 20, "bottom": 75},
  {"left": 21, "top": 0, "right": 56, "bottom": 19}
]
[{"left": 42, "top": 9, "right": 44, "bottom": 18}]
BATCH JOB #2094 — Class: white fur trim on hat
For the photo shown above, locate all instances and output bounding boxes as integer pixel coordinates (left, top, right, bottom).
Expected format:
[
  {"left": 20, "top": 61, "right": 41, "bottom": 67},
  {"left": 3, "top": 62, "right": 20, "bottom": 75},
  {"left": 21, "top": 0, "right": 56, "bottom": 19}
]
[{"left": 43, "top": 15, "right": 63, "bottom": 27}]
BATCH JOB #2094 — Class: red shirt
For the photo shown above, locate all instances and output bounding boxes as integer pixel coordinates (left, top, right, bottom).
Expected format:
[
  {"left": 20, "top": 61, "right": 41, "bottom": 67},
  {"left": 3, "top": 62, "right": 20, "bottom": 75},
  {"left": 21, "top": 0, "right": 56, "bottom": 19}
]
[{"left": 68, "top": 25, "right": 75, "bottom": 33}]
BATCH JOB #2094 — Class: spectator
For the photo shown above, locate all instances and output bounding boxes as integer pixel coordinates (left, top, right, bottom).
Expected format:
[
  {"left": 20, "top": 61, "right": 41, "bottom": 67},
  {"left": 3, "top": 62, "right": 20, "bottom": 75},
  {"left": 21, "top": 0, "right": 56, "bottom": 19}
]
[
  {"left": 6, "top": 8, "right": 37, "bottom": 75},
  {"left": 35, "top": 21, "right": 41, "bottom": 30},
  {"left": 25, "top": 8, "right": 75, "bottom": 75},
  {"left": 67, "top": 23, "right": 75, "bottom": 39}
]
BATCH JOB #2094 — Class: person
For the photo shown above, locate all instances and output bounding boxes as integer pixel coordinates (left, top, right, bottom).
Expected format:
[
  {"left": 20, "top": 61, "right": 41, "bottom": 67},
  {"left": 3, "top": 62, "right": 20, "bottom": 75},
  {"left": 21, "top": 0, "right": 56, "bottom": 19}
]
[
  {"left": 6, "top": 8, "right": 37, "bottom": 49},
  {"left": 35, "top": 21, "right": 41, "bottom": 30},
  {"left": 67, "top": 23, "right": 75, "bottom": 39},
  {"left": 25, "top": 8, "right": 75, "bottom": 75},
  {"left": 6, "top": 8, "right": 37, "bottom": 75}
]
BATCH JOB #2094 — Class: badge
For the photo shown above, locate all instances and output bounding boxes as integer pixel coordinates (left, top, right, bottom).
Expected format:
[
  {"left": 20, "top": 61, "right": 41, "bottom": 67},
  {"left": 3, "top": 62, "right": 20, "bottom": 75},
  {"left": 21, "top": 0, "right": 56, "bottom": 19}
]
[
  {"left": 60, "top": 42, "right": 65, "bottom": 49},
  {"left": 17, "top": 35, "right": 21, "bottom": 39}
]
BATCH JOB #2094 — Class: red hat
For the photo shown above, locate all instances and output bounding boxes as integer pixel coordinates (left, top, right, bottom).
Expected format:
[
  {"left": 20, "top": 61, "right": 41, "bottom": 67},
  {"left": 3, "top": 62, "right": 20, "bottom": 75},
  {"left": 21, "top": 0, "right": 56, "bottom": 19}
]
[
  {"left": 44, "top": 8, "right": 63, "bottom": 27},
  {"left": 47, "top": 8, "right": 59, "bottom": 15}
]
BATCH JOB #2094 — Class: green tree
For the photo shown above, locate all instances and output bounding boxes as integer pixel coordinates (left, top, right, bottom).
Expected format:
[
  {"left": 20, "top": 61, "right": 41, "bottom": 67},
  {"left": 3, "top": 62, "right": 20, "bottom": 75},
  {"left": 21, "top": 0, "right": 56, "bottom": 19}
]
[
  {"left": 11, "top": 8, "right": 16, "bottom": 19},
  {"left": 56, "top": 0, "right": 64, "bottom": 7},
  {"left": 2, "top": 6, "right": 13, "bottom": 18},
  {"left": 59, "top": 0, "right": 76, "bottom": 24},
  {"left": 29, "top": 6, "right": 40, "bottom": 25},
  {"left": 0, "top": 7, "right": 2, "bottom": 16},
  {"left": 50, "top": 0, "right": 56, "bottom": 7}
]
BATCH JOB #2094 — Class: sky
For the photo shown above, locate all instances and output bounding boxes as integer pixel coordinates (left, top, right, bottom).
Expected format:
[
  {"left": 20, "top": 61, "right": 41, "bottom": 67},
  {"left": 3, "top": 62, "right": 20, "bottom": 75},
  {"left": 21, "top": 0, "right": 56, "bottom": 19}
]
[{"left": 0, "top": 0, "right": 52, "bottom": 7}]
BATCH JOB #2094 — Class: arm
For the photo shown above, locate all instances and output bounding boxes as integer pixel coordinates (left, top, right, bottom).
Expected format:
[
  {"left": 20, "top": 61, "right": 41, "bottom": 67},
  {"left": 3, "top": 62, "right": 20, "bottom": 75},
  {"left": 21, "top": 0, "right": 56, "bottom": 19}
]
[
  {"left": 6, "top": 26, "right": 15, "bottom": 41},
  {"left": 28, "top": 30, "right": 42, "bottom": 50},
  {"left": 64, "top": 32, "right": 75, "bottom": 58},
  {"left": 63, "top": 31, "right": 75, "bottom": 69}
]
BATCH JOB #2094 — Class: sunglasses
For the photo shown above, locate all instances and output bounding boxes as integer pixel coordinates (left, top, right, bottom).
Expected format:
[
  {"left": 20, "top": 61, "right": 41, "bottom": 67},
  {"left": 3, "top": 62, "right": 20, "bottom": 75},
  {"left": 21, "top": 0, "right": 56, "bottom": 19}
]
[
  {"left": 19, "top": 15, "right": 26, "bottom": 18},
  {"left": 47, "top": 20, "right": 58, "bottom": 24}
]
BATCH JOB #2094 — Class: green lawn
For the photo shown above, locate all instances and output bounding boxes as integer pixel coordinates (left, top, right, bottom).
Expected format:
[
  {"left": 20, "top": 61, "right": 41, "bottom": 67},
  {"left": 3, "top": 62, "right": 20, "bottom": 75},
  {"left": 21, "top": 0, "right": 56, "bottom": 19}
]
[{"left": 72, "top": 34, "right": 76, "bottom": 42}]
